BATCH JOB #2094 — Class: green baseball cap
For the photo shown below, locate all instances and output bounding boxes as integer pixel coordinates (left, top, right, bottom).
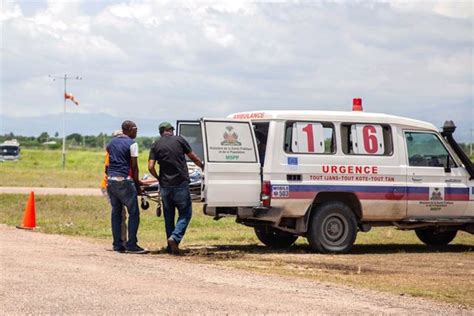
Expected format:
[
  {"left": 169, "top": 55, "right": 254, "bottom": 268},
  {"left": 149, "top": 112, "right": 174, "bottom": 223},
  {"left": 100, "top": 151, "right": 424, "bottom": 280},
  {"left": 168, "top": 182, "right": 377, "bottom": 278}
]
[{"left": 159, "top": 121, "right": 174, "bottom": 129}]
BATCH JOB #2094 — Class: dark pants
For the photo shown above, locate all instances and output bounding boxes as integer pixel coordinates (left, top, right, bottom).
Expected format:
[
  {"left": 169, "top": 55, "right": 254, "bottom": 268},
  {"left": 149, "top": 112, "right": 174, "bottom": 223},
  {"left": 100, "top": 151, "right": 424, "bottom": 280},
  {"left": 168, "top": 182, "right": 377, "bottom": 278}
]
[
  {"left": 160, "top": 182, "right": 192, "bottom": 244},
  {"left": 107, "top": 179, "right": 140, "bottom": 249}
]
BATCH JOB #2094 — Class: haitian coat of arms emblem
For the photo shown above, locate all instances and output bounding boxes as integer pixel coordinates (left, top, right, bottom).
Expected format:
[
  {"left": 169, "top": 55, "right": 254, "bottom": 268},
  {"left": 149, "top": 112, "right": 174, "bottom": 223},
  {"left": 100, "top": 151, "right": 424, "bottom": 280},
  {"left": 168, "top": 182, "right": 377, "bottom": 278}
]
[{"left": 221, "top": 126, "right": 242, "bottom": 146}]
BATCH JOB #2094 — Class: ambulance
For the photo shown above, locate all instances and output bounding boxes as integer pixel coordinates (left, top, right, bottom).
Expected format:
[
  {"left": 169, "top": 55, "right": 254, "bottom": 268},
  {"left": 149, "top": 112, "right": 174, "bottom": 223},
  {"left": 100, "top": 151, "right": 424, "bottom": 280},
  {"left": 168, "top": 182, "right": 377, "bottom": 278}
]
[{"left": 177, "top": 99, "right": 474, "bottom": 253}]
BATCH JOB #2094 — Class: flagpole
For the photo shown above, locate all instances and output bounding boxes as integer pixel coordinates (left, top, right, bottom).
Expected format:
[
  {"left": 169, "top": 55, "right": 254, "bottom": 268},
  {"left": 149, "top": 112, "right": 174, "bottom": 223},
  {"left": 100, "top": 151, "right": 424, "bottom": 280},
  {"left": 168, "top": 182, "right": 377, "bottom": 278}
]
[
  {"left": 62, "top": 74, "right": 67, "bottom": 169},
  {"left": 49, "top": 74, "right": 82, "bottom": 170}
]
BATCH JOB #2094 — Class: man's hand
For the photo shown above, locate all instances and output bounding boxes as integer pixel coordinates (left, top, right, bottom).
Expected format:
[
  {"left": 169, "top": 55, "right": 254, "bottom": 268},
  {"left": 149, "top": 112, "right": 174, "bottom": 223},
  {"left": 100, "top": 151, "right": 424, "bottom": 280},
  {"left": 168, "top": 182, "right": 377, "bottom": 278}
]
[{"left": 135, "top": 182, "right": 143, "bottom": 195}]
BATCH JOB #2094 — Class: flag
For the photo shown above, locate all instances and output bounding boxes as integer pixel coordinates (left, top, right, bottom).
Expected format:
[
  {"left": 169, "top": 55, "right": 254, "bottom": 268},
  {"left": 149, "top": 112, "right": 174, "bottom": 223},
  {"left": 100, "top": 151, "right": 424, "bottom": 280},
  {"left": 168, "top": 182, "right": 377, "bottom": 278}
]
[{"left": 64, "top": 92, "right": 79, "bottom": 106}]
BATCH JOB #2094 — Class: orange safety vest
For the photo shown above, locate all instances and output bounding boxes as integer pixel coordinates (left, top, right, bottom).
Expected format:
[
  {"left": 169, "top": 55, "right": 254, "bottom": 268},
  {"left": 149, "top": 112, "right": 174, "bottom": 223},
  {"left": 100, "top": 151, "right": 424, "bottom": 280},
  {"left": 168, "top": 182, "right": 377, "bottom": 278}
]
[{"left": 100, "top": 151, "right": 110, "bottom": 190}]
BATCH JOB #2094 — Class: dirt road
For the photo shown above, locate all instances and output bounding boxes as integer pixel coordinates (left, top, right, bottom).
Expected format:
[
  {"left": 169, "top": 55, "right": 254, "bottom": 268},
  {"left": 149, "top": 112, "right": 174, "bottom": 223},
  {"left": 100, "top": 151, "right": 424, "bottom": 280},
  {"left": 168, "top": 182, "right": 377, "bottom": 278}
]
[{"left": 0, "top": 225, "right": 470, "bottom": 314}]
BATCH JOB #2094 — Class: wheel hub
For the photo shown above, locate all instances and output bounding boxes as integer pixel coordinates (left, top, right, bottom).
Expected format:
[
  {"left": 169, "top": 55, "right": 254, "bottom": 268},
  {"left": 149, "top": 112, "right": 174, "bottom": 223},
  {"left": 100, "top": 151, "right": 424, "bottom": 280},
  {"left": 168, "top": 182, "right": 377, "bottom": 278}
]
[
  {"left": 327, "top": 221, "right": 341, "bottom": 235},
  {"left": 321, "top": 214, "right": 350, "bottom": 245},
  {"left": 325, "top": 218, "right": 343, "bottom": 240}
]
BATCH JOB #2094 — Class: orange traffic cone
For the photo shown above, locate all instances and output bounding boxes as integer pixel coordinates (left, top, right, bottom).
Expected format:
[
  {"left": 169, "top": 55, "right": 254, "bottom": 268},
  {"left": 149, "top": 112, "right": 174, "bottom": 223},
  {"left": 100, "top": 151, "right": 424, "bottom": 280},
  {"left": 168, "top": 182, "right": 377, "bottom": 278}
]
[{"left": 17, "top": 191, "right": 36, "bottom": 230}]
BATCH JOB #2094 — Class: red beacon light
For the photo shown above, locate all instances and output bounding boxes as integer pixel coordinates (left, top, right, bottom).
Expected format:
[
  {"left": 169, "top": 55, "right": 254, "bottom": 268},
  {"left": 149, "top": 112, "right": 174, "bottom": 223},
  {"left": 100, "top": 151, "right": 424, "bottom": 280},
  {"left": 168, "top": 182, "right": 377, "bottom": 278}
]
[{"left": 352, "top": 98, "right": 363, "bottom": 111}]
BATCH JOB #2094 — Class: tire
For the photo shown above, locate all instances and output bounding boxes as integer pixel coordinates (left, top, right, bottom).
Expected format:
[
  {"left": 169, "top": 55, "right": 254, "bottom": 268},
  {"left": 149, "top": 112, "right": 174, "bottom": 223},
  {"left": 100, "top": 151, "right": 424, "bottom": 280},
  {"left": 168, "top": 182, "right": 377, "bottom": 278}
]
[
  {"left": 307, "top": 201, "right": 357, "bottom": 254},
  {"left": 415, "top": 228, "right": 457, "bottom": 246},
  {"left": 254, "top": 227, "right": 298, "bottom": 248}
]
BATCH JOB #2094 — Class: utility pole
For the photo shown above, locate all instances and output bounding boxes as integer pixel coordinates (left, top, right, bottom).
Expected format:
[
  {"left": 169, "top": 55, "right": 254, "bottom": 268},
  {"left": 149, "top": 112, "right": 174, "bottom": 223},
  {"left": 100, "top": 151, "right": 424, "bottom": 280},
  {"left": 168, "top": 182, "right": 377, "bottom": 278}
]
[
  {"left": 49, "top": 74, "right": 82, "bottom": 169},
  {"left": 470, "top": 128, "right": 473, "bottom": 157}
]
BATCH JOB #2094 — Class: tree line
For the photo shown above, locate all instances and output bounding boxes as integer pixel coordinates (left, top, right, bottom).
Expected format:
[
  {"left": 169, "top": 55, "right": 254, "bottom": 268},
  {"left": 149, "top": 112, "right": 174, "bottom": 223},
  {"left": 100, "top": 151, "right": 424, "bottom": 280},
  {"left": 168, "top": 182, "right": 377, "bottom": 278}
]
[{"left": 0, "top": 132, "right": 157, "bottom": 150}]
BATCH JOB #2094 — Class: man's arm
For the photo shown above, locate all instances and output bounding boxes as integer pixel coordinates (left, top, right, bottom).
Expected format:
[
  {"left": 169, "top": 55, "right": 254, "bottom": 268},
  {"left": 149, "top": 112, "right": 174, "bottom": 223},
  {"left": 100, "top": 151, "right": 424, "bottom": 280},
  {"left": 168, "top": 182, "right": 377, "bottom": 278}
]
[
  {"left": 186, "top": 151, "right": 203, "bottom": 169},
  {"left": 147, "top": 146, "right": 159, "bottom": 180},
  {"left": 130, "top": 157, "right": 142, "bottom": 193},
  {"left": 179, "top": 136, "right": 203, "bottom": 169},
  {"left": 129, "top": 142, "right": 142, "bottom": 193},
  {"left": 148, "top": 159, "right": 159, "bottom": 180}
]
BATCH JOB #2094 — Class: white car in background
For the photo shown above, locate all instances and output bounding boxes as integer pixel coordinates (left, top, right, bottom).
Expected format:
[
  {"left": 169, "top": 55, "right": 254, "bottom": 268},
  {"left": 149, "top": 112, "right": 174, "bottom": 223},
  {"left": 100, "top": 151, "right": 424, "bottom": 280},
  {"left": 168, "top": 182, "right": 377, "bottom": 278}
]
[{"left": 0, "top": 140, "right": 21, "bottom": 161}]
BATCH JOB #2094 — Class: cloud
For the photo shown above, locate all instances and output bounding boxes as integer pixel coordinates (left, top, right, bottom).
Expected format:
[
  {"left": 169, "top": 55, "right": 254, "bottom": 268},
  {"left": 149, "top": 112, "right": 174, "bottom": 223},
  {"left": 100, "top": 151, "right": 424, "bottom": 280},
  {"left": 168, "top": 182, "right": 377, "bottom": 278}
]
[
  {"left": 387, "top": 0, "right": 473, "bottom": 19},
  {"left": 1, "top": 0, "right": 472, "bottom": 140},
  {"left": 0, "top": 1, "right": 22, "bottom": 21}
]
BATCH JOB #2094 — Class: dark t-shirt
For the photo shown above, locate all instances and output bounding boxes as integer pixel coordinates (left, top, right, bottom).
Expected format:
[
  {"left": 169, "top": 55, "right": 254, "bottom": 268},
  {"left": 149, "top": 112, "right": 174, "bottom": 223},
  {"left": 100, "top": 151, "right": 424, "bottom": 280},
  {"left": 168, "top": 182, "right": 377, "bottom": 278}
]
[{"left": 149, "top": 135, "right": 192, "bottom": 187}]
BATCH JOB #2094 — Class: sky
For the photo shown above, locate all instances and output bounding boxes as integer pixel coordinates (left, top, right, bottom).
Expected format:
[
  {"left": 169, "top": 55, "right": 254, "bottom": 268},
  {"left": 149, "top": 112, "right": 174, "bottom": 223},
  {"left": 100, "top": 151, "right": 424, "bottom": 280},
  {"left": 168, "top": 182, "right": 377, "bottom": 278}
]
[{"left": 0, "top": 0, "right": 473, "bottom": 140}]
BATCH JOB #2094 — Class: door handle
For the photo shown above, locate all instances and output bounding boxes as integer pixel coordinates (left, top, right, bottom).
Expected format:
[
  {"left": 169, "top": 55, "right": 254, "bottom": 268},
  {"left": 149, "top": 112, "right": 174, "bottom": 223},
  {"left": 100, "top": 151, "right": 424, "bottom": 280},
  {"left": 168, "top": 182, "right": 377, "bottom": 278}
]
[{"left": 412, "top": 176, "right": 423, "bottom": 182}]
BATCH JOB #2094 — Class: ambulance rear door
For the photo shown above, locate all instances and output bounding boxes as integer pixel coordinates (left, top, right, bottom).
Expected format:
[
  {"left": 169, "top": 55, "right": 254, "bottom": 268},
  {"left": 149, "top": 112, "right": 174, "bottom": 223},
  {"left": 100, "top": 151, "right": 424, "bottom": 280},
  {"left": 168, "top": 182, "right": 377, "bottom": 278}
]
[{"left": 201, "top": 118, "right": 261, "bottom": 207}]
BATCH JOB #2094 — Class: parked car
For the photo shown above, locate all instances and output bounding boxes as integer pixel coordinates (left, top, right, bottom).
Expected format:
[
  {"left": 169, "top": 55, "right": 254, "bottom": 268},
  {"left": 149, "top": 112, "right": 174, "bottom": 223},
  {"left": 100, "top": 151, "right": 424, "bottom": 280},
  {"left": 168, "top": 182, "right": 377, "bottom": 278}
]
[{"left": 0, "top": 140, "right": 21, "bottom": 161}]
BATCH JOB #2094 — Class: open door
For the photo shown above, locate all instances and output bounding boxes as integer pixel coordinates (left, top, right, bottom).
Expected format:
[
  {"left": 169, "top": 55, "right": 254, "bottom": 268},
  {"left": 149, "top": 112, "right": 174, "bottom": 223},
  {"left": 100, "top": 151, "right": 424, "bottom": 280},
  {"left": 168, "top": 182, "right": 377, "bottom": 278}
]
[
  {"left": 177, "top": 120, "right": 204, "bottom": 200},
  {"left": 177, "top": 120, "right": 203, "bottom": 159},
  {"left": 202, "top": 119, "right": 261, "bottom": 207}
]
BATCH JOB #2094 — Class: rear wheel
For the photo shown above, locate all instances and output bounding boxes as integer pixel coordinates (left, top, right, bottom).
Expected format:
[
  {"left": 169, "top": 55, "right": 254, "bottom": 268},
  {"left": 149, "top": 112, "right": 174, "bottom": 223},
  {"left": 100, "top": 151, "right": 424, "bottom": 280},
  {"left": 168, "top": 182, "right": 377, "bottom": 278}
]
[
  {"left": 415, "top": 228, "right": 457, "bottom": 246},
  {"left": 307, "top": 201, "right": 357, "bottom": 254},
  {"left": 254, "top": 227, "right": 298, "bottom": 248}
]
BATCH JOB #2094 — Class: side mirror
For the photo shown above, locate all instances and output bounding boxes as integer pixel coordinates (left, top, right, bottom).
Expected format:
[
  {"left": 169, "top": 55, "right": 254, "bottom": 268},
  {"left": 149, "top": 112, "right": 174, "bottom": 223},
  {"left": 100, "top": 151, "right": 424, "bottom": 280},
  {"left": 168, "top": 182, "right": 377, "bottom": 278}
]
[{"left": 444, "top": 154, "right": 451, "bottom": 173}]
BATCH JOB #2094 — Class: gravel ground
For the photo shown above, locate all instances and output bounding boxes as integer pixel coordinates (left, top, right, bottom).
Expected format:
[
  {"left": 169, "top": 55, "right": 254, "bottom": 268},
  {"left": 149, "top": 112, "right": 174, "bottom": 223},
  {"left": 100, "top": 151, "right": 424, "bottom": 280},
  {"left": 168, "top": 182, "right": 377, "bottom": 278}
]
[{"left": 0, "top": 224, "right": 471, "bottom": 315}]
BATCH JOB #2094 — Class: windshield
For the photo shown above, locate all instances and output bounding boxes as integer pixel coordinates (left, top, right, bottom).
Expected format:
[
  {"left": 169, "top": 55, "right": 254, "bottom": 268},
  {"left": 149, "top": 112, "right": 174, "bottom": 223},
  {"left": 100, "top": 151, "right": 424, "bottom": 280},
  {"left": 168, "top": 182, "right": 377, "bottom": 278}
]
[
  {"left": 0, "top": 145, "right": 19, "bottom": 155},
  {"left": 180, "top": 124, "right": 204, "bottom": 161}
]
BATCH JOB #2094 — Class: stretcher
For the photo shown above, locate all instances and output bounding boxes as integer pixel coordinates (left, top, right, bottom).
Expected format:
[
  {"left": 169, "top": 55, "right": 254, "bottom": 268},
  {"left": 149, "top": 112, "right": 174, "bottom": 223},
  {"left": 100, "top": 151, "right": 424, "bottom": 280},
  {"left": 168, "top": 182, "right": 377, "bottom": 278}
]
[{"left": 140, "top": 181, "right": 162, "bottom": 217}]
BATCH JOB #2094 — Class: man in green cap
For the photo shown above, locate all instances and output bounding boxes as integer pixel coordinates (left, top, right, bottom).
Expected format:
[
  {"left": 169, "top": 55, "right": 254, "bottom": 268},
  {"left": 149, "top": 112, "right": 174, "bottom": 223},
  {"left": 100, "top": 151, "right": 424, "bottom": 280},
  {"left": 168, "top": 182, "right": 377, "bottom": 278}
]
[{"left": 148, "top": 121, "right": 203, "bottom": 254}]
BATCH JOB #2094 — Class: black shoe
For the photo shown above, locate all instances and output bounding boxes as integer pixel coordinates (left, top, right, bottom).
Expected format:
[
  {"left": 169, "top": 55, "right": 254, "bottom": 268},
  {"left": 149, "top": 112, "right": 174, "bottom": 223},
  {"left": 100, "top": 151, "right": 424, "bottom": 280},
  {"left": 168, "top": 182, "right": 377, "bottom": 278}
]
[
  {"left": 167, "top": 237, "right": 181, "bottom": 255},
  {"left": 113, "top": 246, "right": 126, "bottom": 253},
  {"left": 125, "top": 245, "right": 149, "bottom": 254}
]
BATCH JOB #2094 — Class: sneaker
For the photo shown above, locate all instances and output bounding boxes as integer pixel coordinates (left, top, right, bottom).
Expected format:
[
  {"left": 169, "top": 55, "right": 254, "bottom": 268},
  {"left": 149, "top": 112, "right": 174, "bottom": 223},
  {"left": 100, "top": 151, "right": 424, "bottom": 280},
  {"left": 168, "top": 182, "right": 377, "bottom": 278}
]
[
  {"left": 113, "top": 246, "right": 126, "bottom": 253},
  {"left": 167, "top": 237, "right": 181, "bottom": 255},
  {"left": 125, "top": 245, "right": 149, "bottom": 254}
]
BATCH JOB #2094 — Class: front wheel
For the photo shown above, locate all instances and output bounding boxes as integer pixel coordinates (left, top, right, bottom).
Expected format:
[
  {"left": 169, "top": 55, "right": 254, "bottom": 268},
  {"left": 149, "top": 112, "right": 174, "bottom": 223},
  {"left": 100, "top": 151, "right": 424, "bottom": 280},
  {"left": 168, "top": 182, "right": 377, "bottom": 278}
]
[
  {"left": 254, "top": 227, "right": 298, "bottom": 248},
  {"left": 307, "top": 202, "right": 357, "bottom": 254},
  {"left": 415, "top": 228, "right": 457, "bottom": 246}
]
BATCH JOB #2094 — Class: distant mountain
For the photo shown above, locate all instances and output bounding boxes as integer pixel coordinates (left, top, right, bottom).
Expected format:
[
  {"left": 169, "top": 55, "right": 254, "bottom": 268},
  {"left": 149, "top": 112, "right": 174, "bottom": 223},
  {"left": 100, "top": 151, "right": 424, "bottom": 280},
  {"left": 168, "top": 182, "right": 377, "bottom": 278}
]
[{"left": 0, "top": 113, "right": 178, "bottom": 137}]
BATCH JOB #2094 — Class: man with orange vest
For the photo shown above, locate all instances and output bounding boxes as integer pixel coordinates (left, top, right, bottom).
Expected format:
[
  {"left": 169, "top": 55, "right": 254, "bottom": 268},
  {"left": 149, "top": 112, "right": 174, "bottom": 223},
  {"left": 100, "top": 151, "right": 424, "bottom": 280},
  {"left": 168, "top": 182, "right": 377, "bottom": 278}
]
[
  {"left": 105, "top": 120, "right": 147, "bottom": 254},
  {"left": 101, "top": 129, "right": 127, "bottom": 243}
]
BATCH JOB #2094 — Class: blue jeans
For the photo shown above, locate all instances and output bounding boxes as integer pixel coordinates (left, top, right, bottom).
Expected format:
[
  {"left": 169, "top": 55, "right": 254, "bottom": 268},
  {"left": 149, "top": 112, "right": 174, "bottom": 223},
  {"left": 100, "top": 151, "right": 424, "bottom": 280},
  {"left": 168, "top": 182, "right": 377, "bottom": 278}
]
[
  {"left": 160, "top": 182, "right": 192, "bottom": 244},
  {"left": 107, "top": 179, "right": 140, "bottom": 249}
]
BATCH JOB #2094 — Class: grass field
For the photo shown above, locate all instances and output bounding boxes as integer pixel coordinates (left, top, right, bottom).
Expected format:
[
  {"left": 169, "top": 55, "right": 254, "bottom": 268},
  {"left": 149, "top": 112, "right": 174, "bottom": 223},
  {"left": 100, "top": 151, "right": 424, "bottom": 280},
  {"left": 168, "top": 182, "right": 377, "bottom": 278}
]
[
  {"left": 1, "top": 194, "right": 473, "bottom": 306},
  {"left": 0, "top": 149, "right": 151, "bottom": 188}
]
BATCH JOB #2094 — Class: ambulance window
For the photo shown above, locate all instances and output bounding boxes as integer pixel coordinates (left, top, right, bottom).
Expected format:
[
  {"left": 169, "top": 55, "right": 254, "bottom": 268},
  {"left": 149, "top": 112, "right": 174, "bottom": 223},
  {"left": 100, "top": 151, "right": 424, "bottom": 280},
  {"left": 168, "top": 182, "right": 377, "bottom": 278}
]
[
  {"left": 341, "top": 123, "right": 392, "bottom": 156},
  {"left": 405, "top": 132, "right": 454, "bottom": 168},
  {"left": 180, "top": 124, "right": 204, "bottom": 161},
  {"left": 284, "top": 122, "right": 335, "bottom": 154},
  {"left": 253, "top": 123, "right": 269, "bottom": 166}
]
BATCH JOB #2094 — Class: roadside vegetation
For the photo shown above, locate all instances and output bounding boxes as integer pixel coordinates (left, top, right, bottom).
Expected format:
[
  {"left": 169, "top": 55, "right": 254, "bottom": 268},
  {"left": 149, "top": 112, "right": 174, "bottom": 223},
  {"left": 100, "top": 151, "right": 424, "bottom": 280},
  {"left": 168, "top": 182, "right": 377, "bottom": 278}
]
[
  {"left": 0, "top": 132, "right": 156, "bottom": 150},
  {"left": 0, "top": 194, "right": 472, "bottom": 306}
]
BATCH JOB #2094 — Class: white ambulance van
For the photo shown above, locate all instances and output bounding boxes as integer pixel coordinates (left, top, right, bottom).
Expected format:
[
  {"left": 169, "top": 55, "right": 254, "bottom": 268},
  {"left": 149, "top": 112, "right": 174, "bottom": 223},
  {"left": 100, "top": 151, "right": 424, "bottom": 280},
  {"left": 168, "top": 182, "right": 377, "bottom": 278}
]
[{"left": 178, "top": 99, "right": 474, "bottom": 253}]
